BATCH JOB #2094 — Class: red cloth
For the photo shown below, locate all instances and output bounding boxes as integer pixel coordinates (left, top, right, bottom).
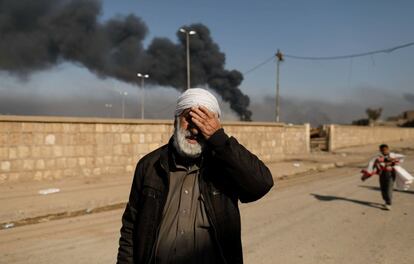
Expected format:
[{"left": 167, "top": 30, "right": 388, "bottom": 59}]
[{"left": 360, "top": 156, "right": 399, "bottom": 181}]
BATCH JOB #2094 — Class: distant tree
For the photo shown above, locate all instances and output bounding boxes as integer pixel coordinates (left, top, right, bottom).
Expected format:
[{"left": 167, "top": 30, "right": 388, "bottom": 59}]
[
  {"left": 366, "top": 108, "right": 382, "bottom": 123},
  {"left": 352, "top": 118, "right": 370, "bottom": 126}
]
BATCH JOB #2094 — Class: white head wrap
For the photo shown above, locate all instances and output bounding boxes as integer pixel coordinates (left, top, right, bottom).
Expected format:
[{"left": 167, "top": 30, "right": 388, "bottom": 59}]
[{"left": 175, "top": 88, "right": 221, "bottom": 117}]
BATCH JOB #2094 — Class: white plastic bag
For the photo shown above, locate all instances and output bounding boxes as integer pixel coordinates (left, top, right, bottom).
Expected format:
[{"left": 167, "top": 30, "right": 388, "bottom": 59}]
[{"left": 394, "top": 166, "right": 414, "bottom": 191}]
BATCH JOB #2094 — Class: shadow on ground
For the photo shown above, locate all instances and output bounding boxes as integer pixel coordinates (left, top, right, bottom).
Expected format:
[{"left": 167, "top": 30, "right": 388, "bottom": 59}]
[
  {"left": 359, "top": 185, "right": 414, "bottom": 195},
  {"left": 310, "top": 193, "right": 385, "bottom": 210}
]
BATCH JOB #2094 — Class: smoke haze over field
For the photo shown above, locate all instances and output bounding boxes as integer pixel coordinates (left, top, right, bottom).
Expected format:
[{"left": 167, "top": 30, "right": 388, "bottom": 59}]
[
  {"left": 404, "top": 93, "right": 414, "bottom": 104},
  {"left": 250, "top": 89, "right": 414, "bottom": 126},
  {"left": 0, "top": 66, "right": 412, "bottom": 126}
]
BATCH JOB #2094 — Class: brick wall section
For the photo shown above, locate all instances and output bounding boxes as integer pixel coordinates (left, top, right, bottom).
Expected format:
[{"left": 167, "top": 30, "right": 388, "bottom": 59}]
[
  {"left": 328, "top": 125, "right": 414, "bottom": 151},
  {"left": 223, "top": 123, "right": 309, "bottom": 161},
  {"left": 0, "top": 115, "right": 309, "bottom": 183}
]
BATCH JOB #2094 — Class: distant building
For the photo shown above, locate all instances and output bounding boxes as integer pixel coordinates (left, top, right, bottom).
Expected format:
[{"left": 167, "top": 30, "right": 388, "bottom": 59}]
[
  {"left": 386, "top": 110, "right": 414, "bottom": 126},
  {"left": 402, "top": 110, "right": 414, "bottom": 121}
]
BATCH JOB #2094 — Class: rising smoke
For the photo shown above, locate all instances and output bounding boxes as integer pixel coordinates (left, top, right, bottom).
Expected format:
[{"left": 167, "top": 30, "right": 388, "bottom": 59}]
[{"left": 0, "top": 0, "right": 251, "bottom": 120}]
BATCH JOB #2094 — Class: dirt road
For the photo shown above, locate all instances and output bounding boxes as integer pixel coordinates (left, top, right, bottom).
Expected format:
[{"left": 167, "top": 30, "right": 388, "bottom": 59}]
[{"left": 1, "top": 157, "right": 413, "bottom": 264}]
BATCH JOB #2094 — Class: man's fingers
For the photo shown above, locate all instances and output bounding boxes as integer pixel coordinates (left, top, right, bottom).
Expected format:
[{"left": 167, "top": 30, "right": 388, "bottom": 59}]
[
  {"left": 190, "top": 111, "right": 205, "bottom": 122},
  {"left": 199, "top": 106, "right": 214, "bottom": 118},
  {"left": 191, "top": 117, "right": 206, "bottom": 131},
  {"left": 188, "top": 106, "right": 220, "bottom": 139},
  {"left": 190, "top": 107, "right": 207, "bottom": 118}
]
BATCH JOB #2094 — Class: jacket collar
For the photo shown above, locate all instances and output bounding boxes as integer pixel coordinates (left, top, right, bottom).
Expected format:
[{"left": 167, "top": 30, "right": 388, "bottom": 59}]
[{"left": 158, "top": 137, "right": 173, "bottom": 173}]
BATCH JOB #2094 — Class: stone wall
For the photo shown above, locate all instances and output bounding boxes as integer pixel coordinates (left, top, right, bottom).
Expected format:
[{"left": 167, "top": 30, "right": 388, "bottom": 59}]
[
  {"left": 328, "top": 125, "right": 414, "bottom": 151},
  {"left": 0, "top": 115, "right": 309, "bottom": 183}
]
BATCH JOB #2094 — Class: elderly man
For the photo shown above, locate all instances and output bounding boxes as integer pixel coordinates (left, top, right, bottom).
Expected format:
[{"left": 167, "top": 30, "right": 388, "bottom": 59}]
[{"left": 117, "top": 88, "right": 274, "bottom": 264}]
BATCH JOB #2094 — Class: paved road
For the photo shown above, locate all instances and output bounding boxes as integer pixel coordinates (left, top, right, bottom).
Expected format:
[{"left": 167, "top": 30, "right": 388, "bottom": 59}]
[{"left": 1, "top": 157, "right": 413, "bottom": 264}]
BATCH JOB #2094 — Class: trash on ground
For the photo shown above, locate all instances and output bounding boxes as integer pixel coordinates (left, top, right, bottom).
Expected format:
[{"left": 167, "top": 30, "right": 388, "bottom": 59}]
[
  {"left": 38, "top": 188, "right": 61, "bottom": 195},
  {"left": 3, "top": 223, "right": 15, "bottom": 229},
  {"left": 293, "top": 163, "right": 301, "bottom": 168},
  {"left": 335, "top": 162, "right": 345, "bottom": 167}
]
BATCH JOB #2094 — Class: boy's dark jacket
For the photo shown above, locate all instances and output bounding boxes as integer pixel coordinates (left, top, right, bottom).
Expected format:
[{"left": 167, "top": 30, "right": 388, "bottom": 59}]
[{"left": 117, "top": 129, "right": 274, "bottom": 264}]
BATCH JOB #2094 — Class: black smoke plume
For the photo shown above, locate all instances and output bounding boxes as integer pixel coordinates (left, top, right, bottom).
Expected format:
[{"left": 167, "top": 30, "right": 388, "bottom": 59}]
[{"left": 0, "top": 0, "right": 251, "bottom": 120}]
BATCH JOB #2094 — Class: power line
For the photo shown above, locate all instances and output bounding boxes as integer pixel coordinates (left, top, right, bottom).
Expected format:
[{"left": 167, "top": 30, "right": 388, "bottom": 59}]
[
  {"left": 284, "top": 41, "right": 414, "bottom": 60},
  {"left": 244, "top": 55, "right": 276, "bottom": 75},
  {"left": 243, "top": 41, "right": 414, "bottom": 75}
]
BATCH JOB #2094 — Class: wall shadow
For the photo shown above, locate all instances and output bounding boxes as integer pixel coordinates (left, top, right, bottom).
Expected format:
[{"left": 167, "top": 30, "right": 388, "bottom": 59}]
[{"left": 310, "top": 193, "right": 385, "bottom": 210}]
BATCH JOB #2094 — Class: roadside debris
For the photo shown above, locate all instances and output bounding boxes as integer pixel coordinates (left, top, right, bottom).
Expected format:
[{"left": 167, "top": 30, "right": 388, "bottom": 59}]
[
  {"left": 335, "top": 162, "right": 345, "bottom": 167},
  {"left": 3, "top": 223, "right": 15, "bottom": 229},
  {"left": 38, "top": 188, "right": 61, "bottom": 195},
  {"left": 293, "top": 163, "right": 301, "bottom": 168}
]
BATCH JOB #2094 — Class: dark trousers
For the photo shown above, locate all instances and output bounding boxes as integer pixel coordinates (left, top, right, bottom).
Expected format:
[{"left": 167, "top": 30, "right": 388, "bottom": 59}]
[{"left": 379, "top": 170, "right": 396, "bottom": 205}]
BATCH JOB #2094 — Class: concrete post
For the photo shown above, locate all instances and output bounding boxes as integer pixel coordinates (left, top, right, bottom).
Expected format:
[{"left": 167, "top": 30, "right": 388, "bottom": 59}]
[
  {"left": 305, "top": 123, "right": 310, "bottom": 153},
  {"left": 328, "top": 124, "right": 335, "bottom": 152}
]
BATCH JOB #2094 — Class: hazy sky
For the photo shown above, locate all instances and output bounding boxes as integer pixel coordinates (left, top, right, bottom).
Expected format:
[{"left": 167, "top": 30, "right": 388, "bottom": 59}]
[{"left": 1, "top": 0, "right": 413, "bottom": 123}]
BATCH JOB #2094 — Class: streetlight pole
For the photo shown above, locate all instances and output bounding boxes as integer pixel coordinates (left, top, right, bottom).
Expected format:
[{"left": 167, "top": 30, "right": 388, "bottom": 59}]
[
  {"left": 275, "top": 50, "right": 284, "bottom": 122},
  {"left": 120, "top": 91, "right": 128, "bottom": 119},
  {"left": 104, "top": 103, "right": 112, "bottom": 118},
  {"left": 179, "top": 28, "right": 196, "bottom": 90},
  {"left": 137, "top": 73, "right": 149, "bottom": 120}
]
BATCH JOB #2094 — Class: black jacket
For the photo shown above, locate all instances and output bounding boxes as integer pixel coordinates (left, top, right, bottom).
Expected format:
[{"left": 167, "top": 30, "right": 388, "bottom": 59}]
[{"left": 117, "top": 129, "right": 274, "bottom": 264}]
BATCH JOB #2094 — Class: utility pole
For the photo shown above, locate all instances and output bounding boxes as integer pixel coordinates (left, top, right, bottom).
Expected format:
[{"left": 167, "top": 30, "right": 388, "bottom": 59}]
[{"left": 275, "top": 50, "right": 284, "bottom": 122}]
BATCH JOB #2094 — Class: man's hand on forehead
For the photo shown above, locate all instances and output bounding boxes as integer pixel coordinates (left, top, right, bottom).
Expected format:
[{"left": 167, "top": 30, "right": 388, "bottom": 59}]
[{"left": 189, "top": 106, "right": 221, "bottom": 140}]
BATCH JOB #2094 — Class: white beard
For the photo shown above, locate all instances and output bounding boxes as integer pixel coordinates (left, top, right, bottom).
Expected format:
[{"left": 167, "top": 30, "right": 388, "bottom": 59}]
[{"left": 173, "top": 120, "right": 205, "bottom": 158}]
